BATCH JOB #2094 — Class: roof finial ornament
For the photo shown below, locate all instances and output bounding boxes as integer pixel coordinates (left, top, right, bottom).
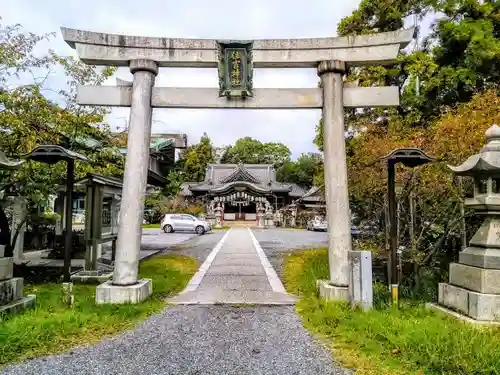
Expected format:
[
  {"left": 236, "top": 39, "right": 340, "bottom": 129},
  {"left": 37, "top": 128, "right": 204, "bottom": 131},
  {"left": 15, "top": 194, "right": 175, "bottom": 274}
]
[{"left": 483, "top": 124, "right": 500, "bottom": 152}]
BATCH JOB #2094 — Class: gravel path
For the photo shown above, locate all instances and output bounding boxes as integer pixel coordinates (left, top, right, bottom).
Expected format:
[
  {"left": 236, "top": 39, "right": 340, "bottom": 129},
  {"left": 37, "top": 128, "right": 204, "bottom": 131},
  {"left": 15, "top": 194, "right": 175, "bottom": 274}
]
[
  {"left": 1, "top": 229, "right": 350, "bottom": 375},
  {"left": 1, "top": 306, "right": 350, "bottom": 375}
]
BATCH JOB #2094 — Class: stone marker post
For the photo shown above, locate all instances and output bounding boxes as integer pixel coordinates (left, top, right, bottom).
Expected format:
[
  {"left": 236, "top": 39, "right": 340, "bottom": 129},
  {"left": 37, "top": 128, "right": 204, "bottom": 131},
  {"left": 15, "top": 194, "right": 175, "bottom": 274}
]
[
  {"left": 349, "top": 250, "right": 373, "bottom": 311},
  {"left": 96, "top": 59, "right": 158, "bottom": 304},
  {"left": 316, "top": 60, "right": 352, "bottom": 300}
]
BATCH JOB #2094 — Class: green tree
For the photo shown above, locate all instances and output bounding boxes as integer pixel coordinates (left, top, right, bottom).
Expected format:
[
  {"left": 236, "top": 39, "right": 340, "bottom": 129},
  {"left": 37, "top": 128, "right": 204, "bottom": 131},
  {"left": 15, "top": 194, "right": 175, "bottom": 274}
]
[
  {"left": 162, "top": 170, "right": 184, "bottom": 197},
  {"left": 220, "top": 137, "right": 291, "bottom": 168},
  {"left": 312, "top": 0, "right": 500, "bottom": 294},
  {"left": 0, "top": 20, "right": 121, "bottom": 255},
  {"left": 178, "top": 133, "right": 215, "bottom": 182},
  {"left": 276, "top": 152, "right": 322, "bottom": 188}
]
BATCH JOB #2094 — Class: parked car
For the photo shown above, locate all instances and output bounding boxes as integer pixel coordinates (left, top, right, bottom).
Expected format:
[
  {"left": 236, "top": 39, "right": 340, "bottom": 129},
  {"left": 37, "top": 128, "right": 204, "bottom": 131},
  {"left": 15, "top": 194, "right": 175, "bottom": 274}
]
[
  {"left": 160, "top": 214, "right": 211, "bottom": 235},
  {"left": 306, "top": 218, "right": 361, "bottom": 237},
  {"left": 306, "top": 218, "right": 327, "bottom": 231}
]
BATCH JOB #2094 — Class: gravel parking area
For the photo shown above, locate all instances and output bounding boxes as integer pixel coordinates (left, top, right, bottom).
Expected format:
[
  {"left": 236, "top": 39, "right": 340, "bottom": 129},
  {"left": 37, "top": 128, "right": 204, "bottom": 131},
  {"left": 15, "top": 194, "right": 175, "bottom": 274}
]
[
  {"left": 251, "top": 228, "right": 327, "bottom": 276},
  {"left": 165, "top": 230, "right": 227, "bottom": 264},
  {"left": 139, "top": 228, "right": 197, "bottom": 251}
]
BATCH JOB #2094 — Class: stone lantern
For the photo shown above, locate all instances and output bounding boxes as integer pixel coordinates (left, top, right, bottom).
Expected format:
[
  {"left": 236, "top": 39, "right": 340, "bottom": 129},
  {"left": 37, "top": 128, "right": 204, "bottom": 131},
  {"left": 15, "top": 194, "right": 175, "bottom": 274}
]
[
  {"left": 289, "top": 202, "right": 297, "bottom": 227},
  {"left": 256, "top": 200, "right": 265, "bottom": 228},
  {"left": 214, "top": 198, "right": 223, "bottom": 229},
  {"left": 0, "top": 151, "right": 36, "bottom": 315},
  {"left": 434, "top": 124, "right": 500, "bottom": 322}
]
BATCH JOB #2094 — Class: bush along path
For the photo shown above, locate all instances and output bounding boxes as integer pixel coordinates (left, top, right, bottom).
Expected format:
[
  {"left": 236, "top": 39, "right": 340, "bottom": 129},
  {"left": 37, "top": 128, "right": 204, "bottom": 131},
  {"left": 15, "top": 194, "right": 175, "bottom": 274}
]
[
  {"left": 0, "top": 229, "right": 351, "bottom": 375},
  {"left": 282, "top": 248, "right": 500, "bottom": 375}
]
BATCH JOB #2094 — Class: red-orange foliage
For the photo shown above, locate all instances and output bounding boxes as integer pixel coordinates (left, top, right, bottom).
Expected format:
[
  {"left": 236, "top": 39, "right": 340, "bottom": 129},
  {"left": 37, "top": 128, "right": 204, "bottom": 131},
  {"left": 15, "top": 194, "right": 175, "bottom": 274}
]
[{"left": 348, "top": 89, "right": 500, "bottom": 201}]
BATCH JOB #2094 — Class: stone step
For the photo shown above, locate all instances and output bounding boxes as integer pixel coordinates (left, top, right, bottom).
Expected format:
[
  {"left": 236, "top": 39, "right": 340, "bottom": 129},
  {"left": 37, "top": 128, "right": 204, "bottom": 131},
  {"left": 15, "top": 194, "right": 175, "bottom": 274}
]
[
  {"left": 169, "top": 290, "right": 297, "bottom": 305},
  {"left": 225, "top": 221, "right": 256, "bottom": 227}
]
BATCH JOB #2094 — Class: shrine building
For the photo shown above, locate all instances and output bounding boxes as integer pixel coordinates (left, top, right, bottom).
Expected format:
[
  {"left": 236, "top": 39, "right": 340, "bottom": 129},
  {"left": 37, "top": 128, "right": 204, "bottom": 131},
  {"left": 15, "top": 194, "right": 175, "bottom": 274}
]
[{"left": 180, "top": 163, "right": 306, "bottom": 221}]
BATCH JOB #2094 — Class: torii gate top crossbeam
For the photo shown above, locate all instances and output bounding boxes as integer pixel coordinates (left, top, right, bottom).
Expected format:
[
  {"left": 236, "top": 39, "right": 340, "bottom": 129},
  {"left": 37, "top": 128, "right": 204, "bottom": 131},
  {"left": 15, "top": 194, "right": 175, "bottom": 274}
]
[{"left": 61, "top": 27, "right": 415, "bottom": 68}]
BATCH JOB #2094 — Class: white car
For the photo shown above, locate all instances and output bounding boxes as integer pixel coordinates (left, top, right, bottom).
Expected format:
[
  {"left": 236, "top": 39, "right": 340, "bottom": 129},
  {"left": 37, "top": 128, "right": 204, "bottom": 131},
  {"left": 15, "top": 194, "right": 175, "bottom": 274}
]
[
  {"left": 160, "top": 214, "right": 211, "bottom": 235},
  {"left": 306, "top": 218, "right": 327, "bottom": 231}
]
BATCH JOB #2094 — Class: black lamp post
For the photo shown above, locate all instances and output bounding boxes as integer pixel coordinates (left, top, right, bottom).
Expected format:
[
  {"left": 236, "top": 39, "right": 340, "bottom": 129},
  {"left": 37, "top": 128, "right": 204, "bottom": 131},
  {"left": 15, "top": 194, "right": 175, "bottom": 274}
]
[
  {"left": 378, "top": 148, "right": 435, "bottom": 306},
  {"left": 24, "top": 145, "right": 89, "bottom": 282}
]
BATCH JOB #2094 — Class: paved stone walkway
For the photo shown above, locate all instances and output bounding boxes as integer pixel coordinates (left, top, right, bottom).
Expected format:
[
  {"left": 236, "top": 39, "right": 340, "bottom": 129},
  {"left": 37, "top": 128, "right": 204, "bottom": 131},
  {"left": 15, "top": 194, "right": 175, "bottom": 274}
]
[{"left": 169, "top": 228, "right": 297, "bottom": 305}]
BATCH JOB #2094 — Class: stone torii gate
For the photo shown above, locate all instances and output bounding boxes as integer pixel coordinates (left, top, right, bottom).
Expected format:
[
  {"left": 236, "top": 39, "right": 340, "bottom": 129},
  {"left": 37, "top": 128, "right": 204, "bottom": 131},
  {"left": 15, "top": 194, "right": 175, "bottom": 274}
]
[{"left": 60, "top": 27, "right": 414, "bottom": 304}]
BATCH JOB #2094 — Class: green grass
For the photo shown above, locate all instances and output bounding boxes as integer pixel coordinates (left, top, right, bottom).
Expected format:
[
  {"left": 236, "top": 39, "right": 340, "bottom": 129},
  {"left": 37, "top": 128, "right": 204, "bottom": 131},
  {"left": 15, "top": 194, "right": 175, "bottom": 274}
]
[
  {"left": 212, "top": 225, "right": 230, "bottom": 230},
  {"left": 282, "top": 248, "right": 500, "bottom": 375},
  {"left": 142, "top": 223, "right": 161, "bottom": 229},
  {"left": 0, "top": 254, "right": 198, "bottom": 366}
]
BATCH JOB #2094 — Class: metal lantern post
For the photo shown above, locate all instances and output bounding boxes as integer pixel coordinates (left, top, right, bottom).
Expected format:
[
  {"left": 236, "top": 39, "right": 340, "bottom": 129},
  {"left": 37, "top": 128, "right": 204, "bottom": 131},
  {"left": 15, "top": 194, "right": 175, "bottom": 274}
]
[
  {"left": 379, "top": 148, "right": 435, "bottom": 306},
  {"left": 24, "top": 145, "right": 89, "bottom": 282}
]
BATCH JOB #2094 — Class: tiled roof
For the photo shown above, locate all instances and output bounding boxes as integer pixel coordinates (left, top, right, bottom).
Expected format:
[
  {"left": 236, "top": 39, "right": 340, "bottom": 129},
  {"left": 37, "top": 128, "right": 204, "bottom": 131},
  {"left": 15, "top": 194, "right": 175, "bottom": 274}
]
[
  {"left": 220, "top": 164, "right": 261, "bottom": 184},
  {"left": 206, "top": 164, "right": 275, "bottom": 185},
  {"left": 182, "top": 163, "right": 304, "bottom": 196},
  {"left": 296, "top": 186, "right": 324, "bottom": 202}
]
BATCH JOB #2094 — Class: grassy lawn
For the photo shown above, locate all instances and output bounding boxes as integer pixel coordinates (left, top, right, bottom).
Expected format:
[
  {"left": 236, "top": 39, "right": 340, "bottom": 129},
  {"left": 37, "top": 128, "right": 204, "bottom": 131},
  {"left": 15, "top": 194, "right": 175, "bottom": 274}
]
[
  {"left": 142, "top": 223, "right": 161, "bottom": 229},
  {"left": 0, "top": 254, "right": 197, "bottom": 367},
  {"left": 213, "top": 225, "right": 231, "bottom": 230},
  {"left": 282, "top": 248, "right": 500, "bottom": 375}
]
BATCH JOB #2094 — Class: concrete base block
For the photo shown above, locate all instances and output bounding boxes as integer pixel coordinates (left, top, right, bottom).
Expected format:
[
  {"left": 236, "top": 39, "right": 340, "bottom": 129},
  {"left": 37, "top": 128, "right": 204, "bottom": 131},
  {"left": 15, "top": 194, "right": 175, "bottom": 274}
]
[
  {"left": 459, "top": 246, "right": 500, "bottom": 269},
  {"left": 449, "top": 263, "right": 500, "bottom": 294},
  {"left": 0, "top": 257, "right": 13, "bottom": 281},
  {"left": 0, "top": 277, "right": 23, "bottom": 305},
  {"left": 427, "top": 303, "right": 500, "bottom": 325},
  {"left": 70, "top": 270, "right": 113, "bottom": 284},
  {"left": 96, "top": 279, "right": 153, "bottom": 304},
  {"left": 317, "top": 279, "right": 349, "bottom": 301},
  {"left": 438, "top": 282, "right": 500, "bottom": 322},
  {"left": 0, "top": 294, "right": 36, "bottom": 315}
]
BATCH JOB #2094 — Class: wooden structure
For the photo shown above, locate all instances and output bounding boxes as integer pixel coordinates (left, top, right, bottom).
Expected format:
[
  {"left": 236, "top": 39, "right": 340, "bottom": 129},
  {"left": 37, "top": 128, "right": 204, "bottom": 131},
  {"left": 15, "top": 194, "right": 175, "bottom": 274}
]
[
  {"left": 181, "top": 163, "right": 306, "bottom": 221},
  {"left": 66, "top": 174, "right": 123, "bottom": 283},
  {"left": 294, "top": 186, "right": 325, "bottom": 212},
  {"left": 117, "top": 133, "right": 187, "bottom": 186}
]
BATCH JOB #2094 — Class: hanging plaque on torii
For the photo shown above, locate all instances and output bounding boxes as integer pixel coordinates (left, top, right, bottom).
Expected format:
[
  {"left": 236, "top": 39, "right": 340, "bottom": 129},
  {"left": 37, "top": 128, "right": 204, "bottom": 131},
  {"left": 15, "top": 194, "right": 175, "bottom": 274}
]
[{"left": 217, "top": 41, "right": 253, "bottom": 98}]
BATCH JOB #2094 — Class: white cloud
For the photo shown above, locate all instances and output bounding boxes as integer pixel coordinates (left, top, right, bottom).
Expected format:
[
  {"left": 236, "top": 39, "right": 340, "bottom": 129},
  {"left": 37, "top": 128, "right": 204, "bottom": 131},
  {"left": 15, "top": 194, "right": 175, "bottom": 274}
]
[{"left": 1, "top": 0, "right": 361, "bottom": 158}]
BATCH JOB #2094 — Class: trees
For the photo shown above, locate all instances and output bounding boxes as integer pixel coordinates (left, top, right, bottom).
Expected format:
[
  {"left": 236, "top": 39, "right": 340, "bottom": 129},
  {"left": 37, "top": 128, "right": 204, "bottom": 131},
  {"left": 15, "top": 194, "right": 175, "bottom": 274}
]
[
  {"left": 176, "top": 133, "right": 215, "bottom": 182},
  {"left": 220, "top": 137, "right": 291, "bottom": 168},
  {"left": 311, "top": 0, "right": 500, "bottom": 293},
  {"left": 276, "top": 153, "right": 323, "bottom": 188},
  {"left": 0, "top": 20, "right": 121, "bottom": 255}
]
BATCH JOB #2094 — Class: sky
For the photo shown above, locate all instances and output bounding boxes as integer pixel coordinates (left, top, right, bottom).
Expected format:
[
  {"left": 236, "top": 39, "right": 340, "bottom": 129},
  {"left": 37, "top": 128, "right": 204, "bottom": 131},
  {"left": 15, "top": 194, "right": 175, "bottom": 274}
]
[{"left": 1, "top": 0, "right": 371, "bottom": 158}]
